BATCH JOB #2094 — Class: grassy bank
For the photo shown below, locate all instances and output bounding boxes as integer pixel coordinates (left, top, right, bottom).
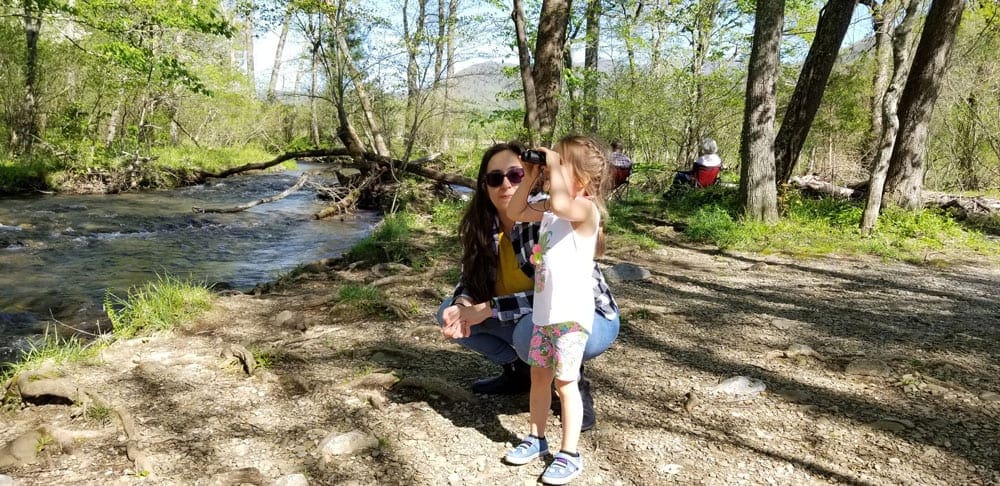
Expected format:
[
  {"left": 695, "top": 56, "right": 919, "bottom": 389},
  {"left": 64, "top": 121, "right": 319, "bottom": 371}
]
[
  {"left": 609, "top": 186, "right": 1000, "bottom": 264},
  {"left": 1, "top": 276, "right": 212, "bottom": 387},
  {"left": 0, "top": 145, "right": 280, "bottom": 195}
]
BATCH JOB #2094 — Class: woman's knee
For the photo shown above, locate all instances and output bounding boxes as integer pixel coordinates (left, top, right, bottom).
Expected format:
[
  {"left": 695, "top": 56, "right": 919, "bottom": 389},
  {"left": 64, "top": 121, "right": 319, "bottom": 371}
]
[
  {"left": 583, "top": 314, "right": 621, "bottom": 361},
  {"left": 512, "top": 314, "right": 535, "bottom": 362}
]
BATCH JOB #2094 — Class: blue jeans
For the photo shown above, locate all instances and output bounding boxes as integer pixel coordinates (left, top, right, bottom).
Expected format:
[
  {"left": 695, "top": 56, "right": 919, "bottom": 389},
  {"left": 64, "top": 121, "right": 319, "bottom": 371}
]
[{"left": 436, "top": 297, "right": 620, "bottom": 366}]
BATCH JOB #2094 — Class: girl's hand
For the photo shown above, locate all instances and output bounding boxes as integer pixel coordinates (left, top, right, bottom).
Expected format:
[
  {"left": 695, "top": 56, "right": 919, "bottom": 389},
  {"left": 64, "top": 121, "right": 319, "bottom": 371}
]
[
  {"left": 536, "top": 147, "right": 562, "bottom": 167},
  {"left": 522, "top": 156, "right": 543, "bottom": 183}
]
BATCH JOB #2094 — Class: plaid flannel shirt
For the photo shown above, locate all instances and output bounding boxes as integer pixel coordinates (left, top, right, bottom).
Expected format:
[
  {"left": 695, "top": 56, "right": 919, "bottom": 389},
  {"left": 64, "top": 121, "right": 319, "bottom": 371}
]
[{"left": 452, "top": 218, "right": 619, "bottom": 323}]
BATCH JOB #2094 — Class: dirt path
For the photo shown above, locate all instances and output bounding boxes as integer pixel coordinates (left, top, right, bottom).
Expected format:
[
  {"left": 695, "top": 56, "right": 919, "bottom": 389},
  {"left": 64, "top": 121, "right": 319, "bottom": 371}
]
[{"left": 2, "top": 234, "right": 999, "bottom": 485}]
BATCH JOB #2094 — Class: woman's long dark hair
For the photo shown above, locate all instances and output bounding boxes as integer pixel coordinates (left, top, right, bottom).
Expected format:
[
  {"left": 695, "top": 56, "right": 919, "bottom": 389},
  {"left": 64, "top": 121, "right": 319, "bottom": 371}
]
[{"left": 458, "top": 141, "right": 524, "bottom": 302}]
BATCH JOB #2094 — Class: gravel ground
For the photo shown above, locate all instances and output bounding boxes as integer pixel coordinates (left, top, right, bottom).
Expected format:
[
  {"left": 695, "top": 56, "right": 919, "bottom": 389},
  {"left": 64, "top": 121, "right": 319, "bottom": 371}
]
[{"left": 2, "top": 231, "right": 999, "bottom": 485}]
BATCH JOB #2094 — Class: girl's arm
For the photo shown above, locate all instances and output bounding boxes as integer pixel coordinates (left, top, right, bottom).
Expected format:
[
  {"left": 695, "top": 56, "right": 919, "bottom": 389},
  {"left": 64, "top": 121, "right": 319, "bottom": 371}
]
[
  {"left": 540, "top": 148, "right": 597, "bottom": 226},
  {"left": 506, "top": 162, "right": 545, "bottom": 223}
]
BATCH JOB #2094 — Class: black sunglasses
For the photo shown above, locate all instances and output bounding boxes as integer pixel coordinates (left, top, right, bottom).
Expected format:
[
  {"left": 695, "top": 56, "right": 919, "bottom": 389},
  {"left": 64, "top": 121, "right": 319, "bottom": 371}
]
[{"left": 483, "top": 167, "right": 525, "bottom": 188}]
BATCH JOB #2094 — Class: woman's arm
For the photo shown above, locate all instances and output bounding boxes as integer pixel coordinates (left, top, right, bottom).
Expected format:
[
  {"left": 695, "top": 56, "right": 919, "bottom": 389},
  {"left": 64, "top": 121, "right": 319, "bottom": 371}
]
[{"left": 507, "top": 163, "right": 545, "bottom": 223}]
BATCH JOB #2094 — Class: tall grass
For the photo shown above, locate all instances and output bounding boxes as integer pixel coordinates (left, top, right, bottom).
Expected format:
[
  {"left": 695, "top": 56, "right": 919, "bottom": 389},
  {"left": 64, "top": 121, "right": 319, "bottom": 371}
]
[
  {"left": 105, "top": 275, "right": 213, "bottom": 338},
  {"left": 150, "top": 145, "right": 282, "bottom": 174},
  {"left": 657, "top": 186, "right": 999, "bottom": 262},
  {"left": 0, "top": 329, "right": 100, "bottom": 385},
  {"left": 346, "top": 212, "right": 418, "bottom": 264}
]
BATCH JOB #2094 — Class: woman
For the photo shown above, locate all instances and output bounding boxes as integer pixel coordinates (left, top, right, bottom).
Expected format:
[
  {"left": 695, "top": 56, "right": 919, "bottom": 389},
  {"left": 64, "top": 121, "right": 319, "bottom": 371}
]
[
  {"left": 437, "top": 141, "right": 620, "bottom": 431},
  {"left": 672, "top": 137, "right": 722, "bottom": 188}
]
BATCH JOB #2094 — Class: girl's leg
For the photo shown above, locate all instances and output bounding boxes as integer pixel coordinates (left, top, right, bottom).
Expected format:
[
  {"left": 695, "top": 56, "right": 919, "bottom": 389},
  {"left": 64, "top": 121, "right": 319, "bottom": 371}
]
[
  {"left": 514, "top": 311, "right": 620, "bottom": 363},
  {"left": 555, "top": 378, "right": 583, "bottom": 453},
  {"left": 529, "top": 366, "right": 554, "bottom": 439}
]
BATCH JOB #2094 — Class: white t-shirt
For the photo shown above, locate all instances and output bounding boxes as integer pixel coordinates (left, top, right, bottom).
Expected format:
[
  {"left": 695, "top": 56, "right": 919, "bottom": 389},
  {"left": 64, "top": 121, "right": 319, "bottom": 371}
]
[
  {"left": 695, "top": 153, "right": 722, "bottom": 168},
  {"left": 531, "top": 201, "right": 599, "bottom": 331}
]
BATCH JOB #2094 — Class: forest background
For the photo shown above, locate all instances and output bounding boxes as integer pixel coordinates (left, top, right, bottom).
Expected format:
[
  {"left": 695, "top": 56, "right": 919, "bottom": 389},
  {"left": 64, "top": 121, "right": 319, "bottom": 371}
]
[{"left": 1, "top": 0, "right": 998, "bottom": 226}]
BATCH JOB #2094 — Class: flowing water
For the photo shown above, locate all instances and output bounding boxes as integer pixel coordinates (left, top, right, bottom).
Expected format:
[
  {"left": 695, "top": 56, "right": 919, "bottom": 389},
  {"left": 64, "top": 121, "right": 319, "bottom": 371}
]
[{"left": 0, "top": 165, "right": 378, "bottom": 355}]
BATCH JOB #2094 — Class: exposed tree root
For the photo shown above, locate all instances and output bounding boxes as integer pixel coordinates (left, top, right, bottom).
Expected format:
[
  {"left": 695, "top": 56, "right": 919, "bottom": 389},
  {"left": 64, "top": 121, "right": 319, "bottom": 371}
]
[
  {"left": 220, "top": 343, "right": 257, "bottom": 376},
  {"left": 3, "top": 371, "right": 152, "bottom": 473},
  {"left": 394, "top": 376, "right": 476, "bottom": 403}
]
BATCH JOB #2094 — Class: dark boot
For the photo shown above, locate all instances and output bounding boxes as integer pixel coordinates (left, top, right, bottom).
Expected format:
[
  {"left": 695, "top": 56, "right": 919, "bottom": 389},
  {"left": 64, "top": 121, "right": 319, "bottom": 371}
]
[
  {"left": 471, "top": 360, "right": 531, "bottom": 395},
  {"left": 579, "top": 374, "right": 596, "bottom": 432}
]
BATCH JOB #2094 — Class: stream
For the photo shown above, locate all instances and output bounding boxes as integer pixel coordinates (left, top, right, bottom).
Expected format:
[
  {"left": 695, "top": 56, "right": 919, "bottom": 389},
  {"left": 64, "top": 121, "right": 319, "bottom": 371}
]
[{"left": 0, "top": 164, "right": 379, "bottom": 356}]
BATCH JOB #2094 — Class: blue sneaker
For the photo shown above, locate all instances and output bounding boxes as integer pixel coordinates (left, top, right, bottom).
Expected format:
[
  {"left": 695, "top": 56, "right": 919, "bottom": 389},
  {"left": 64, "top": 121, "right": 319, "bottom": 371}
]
[
  {"left": 541, "top": 451, "right": 583, "bottom": 485},
  {"left": 504, "top": 436, "right": 549, "bottom": 465}
]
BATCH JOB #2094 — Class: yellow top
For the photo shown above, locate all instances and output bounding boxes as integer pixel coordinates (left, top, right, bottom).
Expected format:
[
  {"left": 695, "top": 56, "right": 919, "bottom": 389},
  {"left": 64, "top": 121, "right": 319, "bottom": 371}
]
[{"left": 494, "top": 231, "right": 534, "bottom": 297}]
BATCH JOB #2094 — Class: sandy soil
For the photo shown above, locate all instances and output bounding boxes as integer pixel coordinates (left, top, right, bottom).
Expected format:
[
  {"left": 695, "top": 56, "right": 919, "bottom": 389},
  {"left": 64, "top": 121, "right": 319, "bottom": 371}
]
[{"left": 2, "top": 226, "right": 999, "bottom": 485}]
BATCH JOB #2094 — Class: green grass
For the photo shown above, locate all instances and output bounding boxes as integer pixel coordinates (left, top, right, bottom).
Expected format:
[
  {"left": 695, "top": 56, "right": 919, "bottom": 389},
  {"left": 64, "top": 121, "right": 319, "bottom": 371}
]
[
  {"left": 0, "top": 155, "right": 64, "bottom": 193},
  {"left": 430, "top": 200, "right": 465, "bottom": 230},
  {"left": 150, "top": 145, "right": 284, "bottom": 174},
  {"left": 0, "top": 329, "right": 101, "bottom": 386},
  {"left": 333, "top": 284, "right": 391, "bottom": 318},
  {"left": 105, "top": 275, "right": 213, "bottom": 339},
  {"left": 346, "top": 212, "right": 419, "bottom": 265},
  {"left": 645, "top": 186, "right": 1000, "bottom": 262}
]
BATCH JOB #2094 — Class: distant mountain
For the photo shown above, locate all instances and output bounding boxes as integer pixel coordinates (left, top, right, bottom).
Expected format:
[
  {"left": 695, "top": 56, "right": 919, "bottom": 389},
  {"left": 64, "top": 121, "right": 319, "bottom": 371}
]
[
  {"left": 448, "top": 61, "right": 520, "bottom": 111},
  {"left": 448, "top": 58, "right": 619, "bottom": 112}
]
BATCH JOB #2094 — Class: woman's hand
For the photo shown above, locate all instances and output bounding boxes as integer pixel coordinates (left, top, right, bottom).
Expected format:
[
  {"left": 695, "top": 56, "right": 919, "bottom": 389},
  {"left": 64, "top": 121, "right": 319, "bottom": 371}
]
[{"left": 440, "top": 300, "right": 490, "bottom": 339}]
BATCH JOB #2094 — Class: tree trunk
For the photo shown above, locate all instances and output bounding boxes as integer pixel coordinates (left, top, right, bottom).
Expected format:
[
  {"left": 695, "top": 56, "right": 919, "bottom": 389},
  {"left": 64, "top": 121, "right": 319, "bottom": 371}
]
[
  {"left": 512, "top": 0, "right": 540, "bottom": 142},
  {"left": 266, "top": 7, "right": 292, "bottom": 102},
  {"left": 884, "top": 0, "right": 966, "bottom": 209},
  {"left": 105, "top": 94, "right": 123, "bottom": 148},
  {"left": 866, "top": 0, "right": 894, "bottom": 165},
  {"left": 860, "top": 0, "right": 921, "bottom": 235},
  {"left": 532, "top": 0, "right": 571, "bottom": 145},
  {"left": 773, "top": 0, "right": 858, "bottom": 184},
  {"left": 679, "top": 0, "right": 720, "bottom": 166},
  {"left": 16, "top": 0, "right": 42, "bottom": 154},
  {"left": 738, "top": 0, "right": 784, "bottom": 223},
  {"left": 582, "top": 0, "right": 601, "bottom": 133},
  {"left": 433, "top": 0, "right": 446, "bottom": 88},
  {"left": 309, "top": 14, "right": 321, "bottom": 147},
  {"left": 335, "top": 24, "right": 390, "bottom": 156},
  {"left": 442, "top": 0, "right": 459, "bottom": 151},
  {"left": 244, "top": 0, "right": 255, "bottom": 97}
]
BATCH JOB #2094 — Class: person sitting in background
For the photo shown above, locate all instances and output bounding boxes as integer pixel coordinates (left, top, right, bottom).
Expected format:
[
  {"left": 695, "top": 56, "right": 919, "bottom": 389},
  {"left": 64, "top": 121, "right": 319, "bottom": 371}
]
[
  {"left": 609, "top": 141, "right": 633, "bottom": 189},
  {"left": 672, "top": 138, "right": 722, "bottom": 188}
]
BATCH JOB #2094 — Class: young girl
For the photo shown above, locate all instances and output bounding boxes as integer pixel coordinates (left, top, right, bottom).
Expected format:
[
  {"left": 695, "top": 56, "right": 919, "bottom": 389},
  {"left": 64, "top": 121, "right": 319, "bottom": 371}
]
[{"left": 504, "top": 135, "right": 609, "bottom": 485}]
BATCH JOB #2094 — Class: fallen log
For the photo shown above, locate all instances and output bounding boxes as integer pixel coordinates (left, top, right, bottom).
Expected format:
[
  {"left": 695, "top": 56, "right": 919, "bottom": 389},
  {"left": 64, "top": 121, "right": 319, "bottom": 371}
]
[
  {"left": 194, "top": 148, "right": 475, "bottom": 189},
  {"left": 315, "top": 167, "right": 386, "bottom": 219},
  {"left": 192, "top": 174, "right": 308, "bottom": 213},
  {"left": 788, "top": 175, "right": 999, "bottom": 216}
]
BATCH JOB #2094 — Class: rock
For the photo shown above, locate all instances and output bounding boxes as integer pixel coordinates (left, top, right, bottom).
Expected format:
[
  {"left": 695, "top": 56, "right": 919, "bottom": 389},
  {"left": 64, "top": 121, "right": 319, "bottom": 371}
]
[
  {"left": 318, "top": 431, "right": 379, "bottom": 460},
  {"left": 747, "top": 262, "right": 768, "bottom": 271},
  {"left": 603, "top": 263, "right": 651, "bottom": 283},
  {"left": 274, "top": 473, "right": 309, "bottom": 486},
  {"left": 845, "top": 359, "right": 892, "bottom": 377},
  {"left": 869, "top": 419, "right": 909, "bottom": 433},
  {"left": 273, "top": 310, "right": 301, "bottom": 330},
  {"left": 658, "top": 464, "right": 683, "bottom": 475},
  {"left": 979, "top": 391, "right": 1000, "bottom": 402},
  {"left": 709, "top": 376, "right": 766, "bottom": 397},
  {"left": 337, "top": 168, "right": 362, "bottom": 181}
]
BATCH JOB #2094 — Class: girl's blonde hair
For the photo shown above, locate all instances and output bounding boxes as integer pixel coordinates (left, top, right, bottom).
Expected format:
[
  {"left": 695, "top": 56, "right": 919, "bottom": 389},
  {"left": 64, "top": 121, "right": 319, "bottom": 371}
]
[{"left": 553, "top": 135, "right": 610, "bottom": 256}]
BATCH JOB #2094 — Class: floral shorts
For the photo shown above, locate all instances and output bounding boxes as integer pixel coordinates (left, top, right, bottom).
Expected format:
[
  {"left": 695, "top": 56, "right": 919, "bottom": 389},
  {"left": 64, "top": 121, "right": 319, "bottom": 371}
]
[{"left": 527, "top": 322, "right": 590, "bottom": 381}]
